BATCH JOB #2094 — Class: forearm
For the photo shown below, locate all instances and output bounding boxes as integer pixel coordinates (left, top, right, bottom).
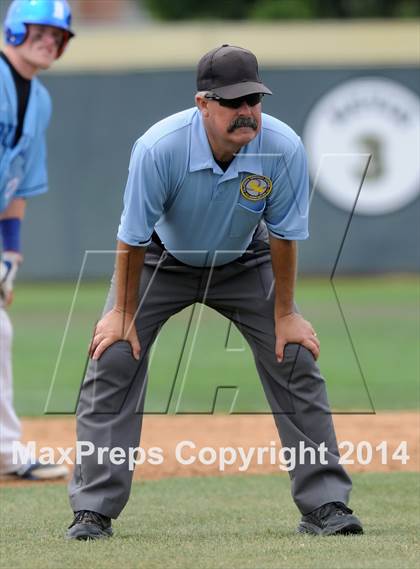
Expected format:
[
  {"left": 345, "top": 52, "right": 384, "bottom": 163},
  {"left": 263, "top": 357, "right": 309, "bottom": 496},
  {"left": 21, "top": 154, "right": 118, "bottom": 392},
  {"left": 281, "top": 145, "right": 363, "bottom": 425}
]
[
  {"left": 0, "top": 198, "right": 26, "bottom": 257},
  {"left": 270, "top": 236, "right": 320, "bottom": 360},
  {"left": 114, "top": 239, "right": 146, "bottom": 315},
  {"left": 0, "top": 200, "right": 26, "bottom": 305},
  {"left": 269, "top": 236, "right": 297, "bottom": 319},
  {"left": 0, "top": 198, "right": 26, "bottom": 221}
]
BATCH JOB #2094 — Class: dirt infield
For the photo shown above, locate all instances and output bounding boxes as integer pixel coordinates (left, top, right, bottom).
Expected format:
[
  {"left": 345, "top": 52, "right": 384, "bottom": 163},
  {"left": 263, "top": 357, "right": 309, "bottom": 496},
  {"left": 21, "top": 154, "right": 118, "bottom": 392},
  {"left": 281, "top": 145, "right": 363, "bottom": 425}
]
[{"left": 1, "top": 412, "right": 418, "bottom": 487}]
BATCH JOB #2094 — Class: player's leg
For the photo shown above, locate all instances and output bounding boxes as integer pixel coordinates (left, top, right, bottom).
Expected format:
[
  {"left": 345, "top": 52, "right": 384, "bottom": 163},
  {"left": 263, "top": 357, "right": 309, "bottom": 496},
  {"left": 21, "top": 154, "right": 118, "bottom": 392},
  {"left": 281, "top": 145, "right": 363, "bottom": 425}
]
[
  {"left": 205, "top": 236, "right": 352, "bottom": 515},
  {"left": 0, "top": 305, "right": 70, "bottom": 480},
  {"left": 0, "top": 299, "right": 71, "bottom": 483},
  {"left": 0, "top": 307, "right": 23, "bottom": 474},
  {"left": 69, "top": 243, "right": 200, "bottom": 520}
]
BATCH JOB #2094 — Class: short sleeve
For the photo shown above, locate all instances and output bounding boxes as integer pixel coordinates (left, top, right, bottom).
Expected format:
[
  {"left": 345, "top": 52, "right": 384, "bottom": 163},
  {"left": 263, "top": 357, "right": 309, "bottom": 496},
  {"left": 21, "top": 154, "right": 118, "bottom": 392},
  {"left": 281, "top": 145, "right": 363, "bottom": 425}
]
[
  {"left": 15, "top": 137, "right": 48, "bottom": 198},
  {"left": 264, "top": 139, "right": 309, "bottom": 240},
  {"left": 117, "top": 141, "right": 168, "bottom": 246}
]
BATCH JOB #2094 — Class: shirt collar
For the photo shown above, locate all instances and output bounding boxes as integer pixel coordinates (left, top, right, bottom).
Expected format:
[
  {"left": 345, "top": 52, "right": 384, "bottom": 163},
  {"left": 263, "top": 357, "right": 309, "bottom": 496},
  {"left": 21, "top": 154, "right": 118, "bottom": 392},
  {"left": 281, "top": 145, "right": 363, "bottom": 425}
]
[
  {"left": 0, "top": 57, "right": 38, "bottom": 139},
  {"left": 189, "top": 109, "right": 263, "bottom": 179},
  {"left": 0, "top": 57, "right": 17, "bottom": 119}
]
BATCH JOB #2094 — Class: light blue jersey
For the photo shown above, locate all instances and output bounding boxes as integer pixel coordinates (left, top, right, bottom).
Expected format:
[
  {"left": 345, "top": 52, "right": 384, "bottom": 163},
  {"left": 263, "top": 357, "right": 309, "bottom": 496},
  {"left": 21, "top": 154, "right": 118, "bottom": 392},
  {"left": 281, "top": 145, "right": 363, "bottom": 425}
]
[
  {"left": 0, "top": 57, "right": 51, "bottom": 213},
  {"left": 118, "top": 107, "right": 309, "bottom": 267}
]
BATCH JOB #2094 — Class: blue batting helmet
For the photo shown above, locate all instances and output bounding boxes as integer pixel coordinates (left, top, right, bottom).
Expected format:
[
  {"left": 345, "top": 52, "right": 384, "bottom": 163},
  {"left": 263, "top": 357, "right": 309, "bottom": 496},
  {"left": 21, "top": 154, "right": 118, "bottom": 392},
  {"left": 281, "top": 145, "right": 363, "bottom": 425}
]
[{"left": 4, "top": 0, "right": 75, "bottom": 58}]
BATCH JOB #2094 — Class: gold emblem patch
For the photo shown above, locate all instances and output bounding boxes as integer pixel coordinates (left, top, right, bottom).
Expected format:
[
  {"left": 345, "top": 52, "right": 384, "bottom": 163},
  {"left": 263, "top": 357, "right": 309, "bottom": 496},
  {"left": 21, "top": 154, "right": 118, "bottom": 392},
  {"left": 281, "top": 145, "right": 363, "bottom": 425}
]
[{"left": 240, "top": 175, "right": 273, "bottom": 201}]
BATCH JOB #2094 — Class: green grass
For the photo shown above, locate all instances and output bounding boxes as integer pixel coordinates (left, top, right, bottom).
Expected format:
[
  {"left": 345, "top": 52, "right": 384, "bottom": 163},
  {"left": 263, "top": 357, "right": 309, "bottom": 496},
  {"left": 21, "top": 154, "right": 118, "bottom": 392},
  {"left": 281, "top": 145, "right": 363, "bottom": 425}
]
[
  {"left": 8, "top": 276, "right": 420, "bottom": 416},
  {"left": 0, "top": 473, "right": 419, "bottom": 568}
]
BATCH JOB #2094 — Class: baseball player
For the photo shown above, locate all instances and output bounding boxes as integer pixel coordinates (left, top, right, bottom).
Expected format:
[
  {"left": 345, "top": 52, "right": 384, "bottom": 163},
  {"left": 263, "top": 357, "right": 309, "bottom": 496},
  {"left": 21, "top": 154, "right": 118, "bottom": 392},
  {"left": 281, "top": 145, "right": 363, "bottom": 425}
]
[
  {"left": 0, "top": 0, "right": 74, "bottom": 480},
  {"left": 66, "top": 45, "right": 363, "bottom": 539}
]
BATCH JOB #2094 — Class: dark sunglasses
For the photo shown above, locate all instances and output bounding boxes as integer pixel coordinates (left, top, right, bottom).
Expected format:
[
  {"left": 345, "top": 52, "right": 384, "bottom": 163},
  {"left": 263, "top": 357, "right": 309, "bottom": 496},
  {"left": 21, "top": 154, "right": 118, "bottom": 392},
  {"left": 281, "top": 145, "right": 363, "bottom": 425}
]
[{"left": 205, "top": 93, "right": 263, "bottom": 109}]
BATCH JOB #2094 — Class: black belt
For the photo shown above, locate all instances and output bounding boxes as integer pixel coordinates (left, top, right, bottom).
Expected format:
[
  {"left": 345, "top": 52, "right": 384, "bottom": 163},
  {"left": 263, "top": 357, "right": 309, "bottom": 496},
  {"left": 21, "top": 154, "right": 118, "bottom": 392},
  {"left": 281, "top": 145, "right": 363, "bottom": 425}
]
[
  {"left": 151, "top": 231, "right": 165, "bottom": 249},
  {"left": 150, "top": 224, "right": 266, "bottom": 267},
  {"left": 151, "top": 224, "right": 261, "bottom": 250}
]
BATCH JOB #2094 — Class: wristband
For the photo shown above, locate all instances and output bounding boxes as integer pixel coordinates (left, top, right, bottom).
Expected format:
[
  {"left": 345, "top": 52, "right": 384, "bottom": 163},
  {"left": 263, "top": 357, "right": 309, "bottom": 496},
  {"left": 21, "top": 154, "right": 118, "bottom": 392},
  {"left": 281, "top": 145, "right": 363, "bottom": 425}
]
[{"left": 0, "top": 218, "right": 21, "bottom": 252}]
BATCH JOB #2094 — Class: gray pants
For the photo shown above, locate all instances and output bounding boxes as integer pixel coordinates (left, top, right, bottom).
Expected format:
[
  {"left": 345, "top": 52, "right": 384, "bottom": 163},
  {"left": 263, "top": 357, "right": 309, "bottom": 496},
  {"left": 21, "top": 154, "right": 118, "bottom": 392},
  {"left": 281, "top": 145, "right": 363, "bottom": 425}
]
[{"left": 69, "top": 226, "right": 352, "bottom": 518}]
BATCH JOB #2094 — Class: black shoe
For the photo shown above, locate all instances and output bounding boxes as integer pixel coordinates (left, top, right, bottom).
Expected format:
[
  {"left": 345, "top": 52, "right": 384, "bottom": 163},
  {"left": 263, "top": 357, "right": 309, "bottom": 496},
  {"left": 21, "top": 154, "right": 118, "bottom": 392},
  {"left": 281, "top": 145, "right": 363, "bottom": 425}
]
[
  {"left": 65, "top": 510, "right": 113, "bottom": 540},
  {"left": 297, "top": 502, "right": 363, "bottom": 536}
]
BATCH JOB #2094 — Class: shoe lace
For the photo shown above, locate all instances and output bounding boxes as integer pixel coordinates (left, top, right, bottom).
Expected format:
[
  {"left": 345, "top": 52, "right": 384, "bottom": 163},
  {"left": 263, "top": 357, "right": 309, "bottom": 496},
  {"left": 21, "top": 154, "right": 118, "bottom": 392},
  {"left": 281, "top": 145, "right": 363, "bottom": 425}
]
[
  {"left": 71, "top": 510, "right": 108, "bottom": 528},
  {"left": 316, "top": 502, "right": 353, "bottom": 521}
]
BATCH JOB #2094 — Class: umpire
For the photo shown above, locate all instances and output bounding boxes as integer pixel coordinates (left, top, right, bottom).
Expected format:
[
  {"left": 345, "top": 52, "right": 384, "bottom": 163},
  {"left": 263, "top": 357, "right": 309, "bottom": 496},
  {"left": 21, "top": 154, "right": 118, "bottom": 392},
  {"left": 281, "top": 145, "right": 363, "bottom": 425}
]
[{"left": 67, "top": 45, "right": 363, "bottom": 540}]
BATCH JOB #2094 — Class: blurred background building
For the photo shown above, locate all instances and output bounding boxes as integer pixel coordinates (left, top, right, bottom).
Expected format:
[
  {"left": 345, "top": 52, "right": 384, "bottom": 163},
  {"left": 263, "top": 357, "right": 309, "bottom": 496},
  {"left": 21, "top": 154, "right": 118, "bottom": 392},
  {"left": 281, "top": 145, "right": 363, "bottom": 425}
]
[
  {"left": 1, "top": 0, "right": 419, "bottom": 278},
  {"left": 70, "top": 0, "right": 420, "bottom": 22}
]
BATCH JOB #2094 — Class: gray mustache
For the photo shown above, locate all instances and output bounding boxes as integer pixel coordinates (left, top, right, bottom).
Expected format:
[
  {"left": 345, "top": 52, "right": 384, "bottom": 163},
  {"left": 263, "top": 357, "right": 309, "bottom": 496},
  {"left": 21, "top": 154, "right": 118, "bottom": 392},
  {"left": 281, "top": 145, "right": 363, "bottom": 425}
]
[{"left": 227, "top": 116, "right": 258, "bottom": 133}]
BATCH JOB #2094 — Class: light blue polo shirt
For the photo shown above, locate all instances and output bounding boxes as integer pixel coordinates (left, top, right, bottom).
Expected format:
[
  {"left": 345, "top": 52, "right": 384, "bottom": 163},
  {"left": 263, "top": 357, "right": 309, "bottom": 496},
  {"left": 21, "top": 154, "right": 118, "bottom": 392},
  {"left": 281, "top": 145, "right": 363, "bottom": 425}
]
[
  {"left": 0, "top": 58, "right": 51, "bottom": 213},
  {"left": 117, "top": 107, "right": 309, "bottom": 267}
]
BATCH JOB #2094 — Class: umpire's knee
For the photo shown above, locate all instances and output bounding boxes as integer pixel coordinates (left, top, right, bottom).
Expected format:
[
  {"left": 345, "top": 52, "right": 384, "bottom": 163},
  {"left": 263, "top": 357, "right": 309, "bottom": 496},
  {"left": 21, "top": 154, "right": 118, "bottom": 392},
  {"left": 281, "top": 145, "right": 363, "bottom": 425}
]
[
  {"left": 284, "top": 343, "right": 323, "bottom": 381},
  {"left": 78, "top": 340, "right": 144, "bottom": 415}
]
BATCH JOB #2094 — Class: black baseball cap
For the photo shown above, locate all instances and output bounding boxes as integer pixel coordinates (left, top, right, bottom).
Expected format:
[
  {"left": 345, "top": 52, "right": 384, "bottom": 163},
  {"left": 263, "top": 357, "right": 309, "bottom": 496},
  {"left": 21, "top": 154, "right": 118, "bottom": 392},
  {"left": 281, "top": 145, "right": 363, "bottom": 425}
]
[{"left": 197, "top": 44, "right": 272, "bottom": 100}]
